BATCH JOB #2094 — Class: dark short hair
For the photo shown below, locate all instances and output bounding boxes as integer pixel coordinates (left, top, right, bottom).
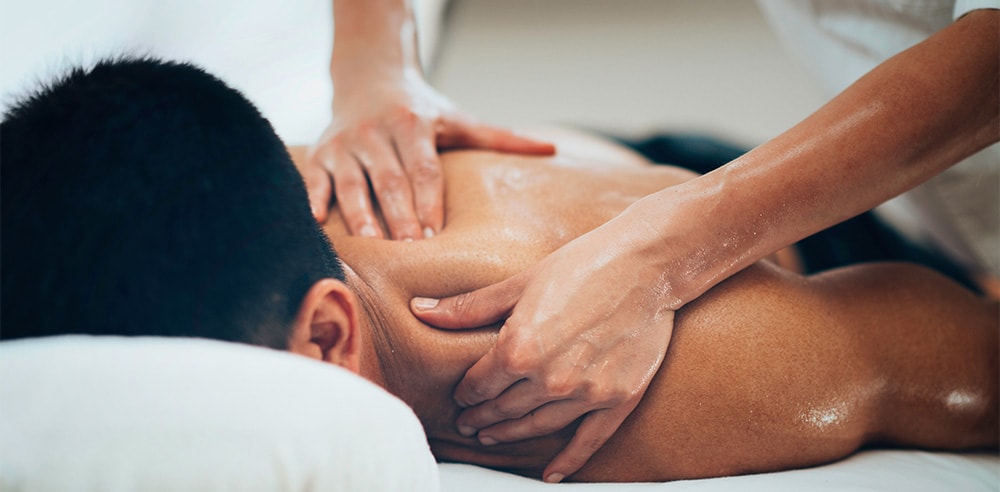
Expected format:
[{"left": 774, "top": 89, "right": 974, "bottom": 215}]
[{"left": 1, "top": 56, "right": 343, "bottom": 348}]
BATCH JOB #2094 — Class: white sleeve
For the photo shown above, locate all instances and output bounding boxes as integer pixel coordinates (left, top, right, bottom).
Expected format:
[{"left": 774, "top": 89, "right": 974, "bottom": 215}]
[{"left": 954, "top": 0, "right": 1000, "bottom": 20}]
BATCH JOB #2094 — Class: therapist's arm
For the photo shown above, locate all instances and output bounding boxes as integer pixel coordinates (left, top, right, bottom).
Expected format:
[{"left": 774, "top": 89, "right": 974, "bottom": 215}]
[
  {"left": 412, "top": 9, "right": 999, "bottom": 483},
  {"left": 649, "top": 7, "right": 999, "bottom": 300},
  {"left": 305, "top": 0, "right": 554, "bottom": 239}
]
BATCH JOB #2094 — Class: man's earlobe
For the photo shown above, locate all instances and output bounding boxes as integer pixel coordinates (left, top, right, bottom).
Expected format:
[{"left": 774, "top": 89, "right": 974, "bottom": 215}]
[{"left": 287, "top": 279, "right": 362, "bottom": 373}]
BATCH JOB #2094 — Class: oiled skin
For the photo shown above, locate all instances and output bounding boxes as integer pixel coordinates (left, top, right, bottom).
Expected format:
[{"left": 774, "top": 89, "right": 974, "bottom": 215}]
[{"left": 289, "top": 130, "right": 998, "bottom": 482}]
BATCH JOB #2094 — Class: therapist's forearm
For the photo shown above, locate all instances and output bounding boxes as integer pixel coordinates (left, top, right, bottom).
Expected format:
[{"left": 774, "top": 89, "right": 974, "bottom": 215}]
[
  {"left": 331, "top": 0, "right": 423, "bottom": 88},
  {"left": 640, "top": 9, "right": 999, "bottom": 305}
]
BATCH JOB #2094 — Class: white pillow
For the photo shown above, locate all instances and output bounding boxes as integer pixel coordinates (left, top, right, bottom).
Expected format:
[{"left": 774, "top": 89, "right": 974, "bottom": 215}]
[{"left": 0, "top": 336, "right": 439, "bottom": 492}]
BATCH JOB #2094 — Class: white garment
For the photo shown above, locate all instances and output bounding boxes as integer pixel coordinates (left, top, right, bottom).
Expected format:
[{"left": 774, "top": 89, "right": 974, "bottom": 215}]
[
  {"left": 0, "top": 0, "right": 448, "bottom": 146},
  {"left": 757, "top": 0, "right": 1000, "bottom": 276}
]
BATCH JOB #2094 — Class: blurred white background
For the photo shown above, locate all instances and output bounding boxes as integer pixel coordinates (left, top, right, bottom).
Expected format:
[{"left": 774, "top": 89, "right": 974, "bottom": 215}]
[
  {"left": 433, "top": 0, "right": 827, "bottom": 147},
  {"left": 1, "top": 0, "right": 825, "bottom": 148}
]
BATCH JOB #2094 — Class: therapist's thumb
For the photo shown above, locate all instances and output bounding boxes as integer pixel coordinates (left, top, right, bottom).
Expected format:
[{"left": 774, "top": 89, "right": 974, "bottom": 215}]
[
  {"left": 410, "top": 273, "right": 528, "bottom": 330},
  {"left": 439, "top": 119, "right": 556, "bottom": 156}
]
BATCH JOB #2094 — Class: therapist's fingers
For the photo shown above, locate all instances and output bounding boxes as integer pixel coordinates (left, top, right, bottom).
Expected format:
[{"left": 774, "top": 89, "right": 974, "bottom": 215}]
[
  {"left": 410, "top": 269, "right": 529, "bottom": 329},
  {"left": 438, "top": 119, "right": 556, "bottom": 156},
  {"left": 459, "top": 388, "right": 593, "bottom": 443},
  {"left": 302, "top": 156, "right": 333, "bottom": 223},
  {"left": 329, "top": 141, "right": 384, "bottom": 238},
  {"left": 453, "top": 343, "right": 529, "bottom": 408},
  {"left": 390, "top": 117, "right": 444, "bottom": 237},
  {"left": 542, "top": 404, "right": 638, "bottom": 483},
  {"left": 410, "top": 275, "right": 530, "bottom": 407},
  {"left": 355, "top": 129, "right": 423, "bottom": 241},
  {"left": 454, "top": 378, "right": 555, "bottom": 435}
]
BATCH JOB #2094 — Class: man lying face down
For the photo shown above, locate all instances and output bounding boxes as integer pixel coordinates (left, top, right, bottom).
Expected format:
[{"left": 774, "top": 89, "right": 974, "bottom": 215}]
[{"left": 2, "top": 58, "right": 997, "bottom": 482}]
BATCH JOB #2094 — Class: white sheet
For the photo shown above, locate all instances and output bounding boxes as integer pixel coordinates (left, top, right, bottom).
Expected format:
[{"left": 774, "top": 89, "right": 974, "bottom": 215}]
[
  {"left": 0, "top": 336, "right": 440, "bottom": 492},
  {"left": 440, "top": 451, "right": 999, "bottom": 491},
  {"left": 2, "top": 336, "right": 996, "bottom": 491}
]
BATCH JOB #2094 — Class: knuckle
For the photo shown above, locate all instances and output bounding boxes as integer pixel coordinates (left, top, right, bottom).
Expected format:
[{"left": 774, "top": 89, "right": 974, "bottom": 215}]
[
  {"left": 585, "top": 380, "right": 611, "bottom": 402},
  {"left": 325, "top": 133, "right": 348, "bottom": 149},
  {"left": 408, "top": 159, "right": 442, "bottom": 184},
  {"left": 450, "top": 293, "right": 478, "bottom": 322},
  {"left": 582, "top": 380, "right": 628, "bottom": 405},
  {"left": 614, "top": 385, "right": 635, "bottom": 403},
  {"left": 389, "top": 106, "right": 419, "bottom": 126},
  {"left": 579, "top": 379, "right": 600, "bottom": 401},
  {"left": 523, "top": 409, "right": 559, "bottom": 436},
  {"left": 348, "top": 220, "right": 372, "bottom": 233},
  {"left": 542, "top": 372, "right": 575, "bottom": 397},
  {"left": 309, "top": 154, "right": 333, "bottom": 174},
  {"left": 463, "top": 380, "right": 490, "bottom": 403},
  {"left": 355, "top": 121, "right": 379, "bottom": 138},
  {"left": 311, "top": 131, "right": 344, "bottom": 154},
  {"left": 333, "top": 172, "right": 366, "bottom": 190},
  {"left": 493, "top": 403, "right": 522, "bottom": 420},
  {"left": 495, "top": 330, "right": 537, "bottom": 373},
  {"left": 525, "top": 414, "right": 548, "bottom": 435},
  {"left": 496, "top": 349, "right": 533, "bottom": 377},
  {"left": 580, "top": 434, "right": 608, "bottom": 454},
  {"left": 302, "top": 163, "right": 326, "bottom": 183},
  {"left": 372, "top": 168, "right": 407, "bottom": 188}
]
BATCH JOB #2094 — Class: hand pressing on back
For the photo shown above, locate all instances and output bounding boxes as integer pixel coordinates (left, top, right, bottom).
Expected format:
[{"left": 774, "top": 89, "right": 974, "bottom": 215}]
[{"left": 305, "top": 71, "right": 554, "bottom": 239}]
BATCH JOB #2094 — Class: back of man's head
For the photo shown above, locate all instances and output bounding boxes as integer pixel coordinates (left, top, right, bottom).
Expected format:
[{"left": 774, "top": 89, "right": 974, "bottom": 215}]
[{"left": 1, "top": 56, "right": 343, "bottom": 348}]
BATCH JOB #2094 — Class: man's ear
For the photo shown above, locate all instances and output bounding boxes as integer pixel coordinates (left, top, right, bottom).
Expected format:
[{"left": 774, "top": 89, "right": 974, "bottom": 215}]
[{"left": 287, "top": 278, "right": 362, "bottom": 373}]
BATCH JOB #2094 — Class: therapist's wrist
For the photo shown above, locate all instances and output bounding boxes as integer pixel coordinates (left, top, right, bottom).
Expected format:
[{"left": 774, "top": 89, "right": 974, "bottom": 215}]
[
  {"left": 331, "top": 3, "right": 422, "bottom": 83},
  {"left": 601, "top": 196, "right": 696, "bottom": 309},
  {"left": 621, "top": 183, "right": 747, "bottom": 307},
  {"left": 330, "top": 35, "right": 426, "bottom": 96},
  {"left": 330, "top": 66, "right": 428, "bottom": 116},
  {"left": 331, "top": 0, "right": 419, "bottom": 66},
  {"left": 331, "top": 53, "right": 419, "bottom": 87}
]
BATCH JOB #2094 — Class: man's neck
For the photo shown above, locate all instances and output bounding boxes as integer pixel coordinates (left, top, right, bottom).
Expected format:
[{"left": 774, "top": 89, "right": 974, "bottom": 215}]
[
  {"left": 341, "top": 262, "right": 395, "bottom": 391},
  {"left": 340, "top": 256, "right": 478, "bottom": 438}
]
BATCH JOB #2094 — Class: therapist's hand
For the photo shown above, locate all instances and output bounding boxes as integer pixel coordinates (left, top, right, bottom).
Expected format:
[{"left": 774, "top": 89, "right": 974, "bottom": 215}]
[
  {"left": 410, "top": 208, "right": 680, "bottom": 482},
  {"left": 305, "top": 74, "right": 554, "bottom": 239}
]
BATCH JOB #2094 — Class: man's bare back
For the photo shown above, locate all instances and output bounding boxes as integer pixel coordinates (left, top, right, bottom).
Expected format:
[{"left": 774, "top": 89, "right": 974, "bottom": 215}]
[{"left": 289, "top": 129, "right": 997, "bottom": 482}]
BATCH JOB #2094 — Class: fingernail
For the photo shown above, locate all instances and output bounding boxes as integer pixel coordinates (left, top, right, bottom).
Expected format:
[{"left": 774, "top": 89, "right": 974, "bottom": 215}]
[
  {"left": 479, "top": 436, "right": 497, "bottom": 446},
  {"left": 423, "top": 227, "right": 435, "bottom": 239},
  {"left": 359, "top": 224, "right": 377, "bottom": 238},
  {"left": 402, "top": 236, "right": 414, "bottom": 243},
  {"left": 412, "top": 297, "right": 439, "bottom": 310},
  {"left": 544, "top": 473, "right": 565, "bottom": 484},
  {"left": 457, "top": 425, "right": 476, "bottom": 437}
]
